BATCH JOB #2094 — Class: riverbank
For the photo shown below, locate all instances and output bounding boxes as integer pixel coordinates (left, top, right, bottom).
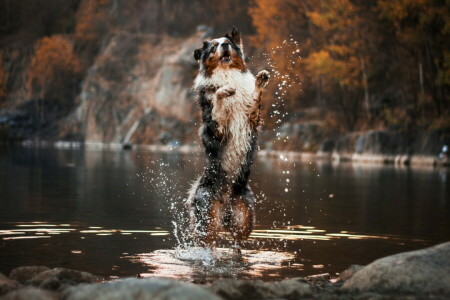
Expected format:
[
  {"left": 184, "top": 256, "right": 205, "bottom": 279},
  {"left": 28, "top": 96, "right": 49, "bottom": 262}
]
[
  {"left": 0, "top": 242, "right": 449, "bottom": 299},
  {"left": 259, "top": 150, "right": 450, "bottom": 168},
  {"left": 1, "top": 139, "right": 448, "bottom": 168}
]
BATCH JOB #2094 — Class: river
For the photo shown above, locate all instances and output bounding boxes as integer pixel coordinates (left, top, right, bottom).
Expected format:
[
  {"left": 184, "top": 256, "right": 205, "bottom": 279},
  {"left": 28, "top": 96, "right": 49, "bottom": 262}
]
[{"left": 0, "top": 146, "right": 448, "bottom": 282}]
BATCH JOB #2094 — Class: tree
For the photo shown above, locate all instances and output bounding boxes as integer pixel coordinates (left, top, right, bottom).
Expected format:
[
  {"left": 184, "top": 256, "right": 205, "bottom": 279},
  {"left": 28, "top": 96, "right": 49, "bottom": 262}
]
[
  {"left": 249, "top": 0, "right": 312, "bottom": 123},
  {"left": 75, "top": 0, "right": 111, "bottom": 43},
  {"left": 302, "top": 0, "right": 376, "bottom": 130},
  {"left": 377, "top": 0, "right": 450, "bottom": 120},
  {"left": 249, "top": 0, "right": 375, "bottom": 130},
  {"left": 26, "top": 35, "right": 81, "bottom": 121}
]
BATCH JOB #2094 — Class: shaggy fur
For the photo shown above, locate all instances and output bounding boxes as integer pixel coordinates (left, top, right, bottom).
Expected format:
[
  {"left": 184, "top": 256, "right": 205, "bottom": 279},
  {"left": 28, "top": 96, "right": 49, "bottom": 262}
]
[{"left": 187, "top": 27, "right": 269, "bottom": 250}]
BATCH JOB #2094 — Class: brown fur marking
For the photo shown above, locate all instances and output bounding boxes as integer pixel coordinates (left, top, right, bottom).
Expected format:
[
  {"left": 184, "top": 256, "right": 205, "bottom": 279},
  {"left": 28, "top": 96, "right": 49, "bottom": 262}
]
[
  {"left": 202, "top": 200, "right": 224, "bottom": 248},
  {"left": 225, "top": 197, "right": 254, "bottom": 244},
  {"left": 229, "top": 53, "right": 247, "bottom": 72},
  {"left": 203, "top": 57, "right": 219, "bottom": 77}
]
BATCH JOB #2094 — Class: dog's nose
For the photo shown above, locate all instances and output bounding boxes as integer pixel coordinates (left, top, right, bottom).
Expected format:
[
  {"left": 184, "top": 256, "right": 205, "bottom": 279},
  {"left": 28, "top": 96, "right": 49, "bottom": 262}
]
[{"left": 222, "top": 42, "right": 230, "bottom": 50}]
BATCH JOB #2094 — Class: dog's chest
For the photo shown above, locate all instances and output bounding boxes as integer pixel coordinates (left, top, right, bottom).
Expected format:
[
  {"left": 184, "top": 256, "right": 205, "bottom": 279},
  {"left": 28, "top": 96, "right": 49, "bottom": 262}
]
[
  {"left": 195, "top": 69, "right": 257, "bottom": 177},
  {"left": 210, "top": 70, "right": 256, "bottom": 176}
]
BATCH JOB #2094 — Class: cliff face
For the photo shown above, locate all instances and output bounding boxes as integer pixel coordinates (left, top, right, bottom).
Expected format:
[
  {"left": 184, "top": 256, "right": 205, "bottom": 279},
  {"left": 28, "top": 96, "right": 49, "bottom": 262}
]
[
  {"left": 64, "top": 30, "right": 206, "bottom": 145},
  {"left": 0, "top": 27, "right": 210, "bottom": 145},
  {"left": 0, "top": 23, "right": 448, "bottom": 160}
]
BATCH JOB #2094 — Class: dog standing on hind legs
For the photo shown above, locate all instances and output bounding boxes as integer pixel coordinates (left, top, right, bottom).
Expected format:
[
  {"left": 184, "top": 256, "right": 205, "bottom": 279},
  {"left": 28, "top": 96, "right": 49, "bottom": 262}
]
[{"left": 186, "top": 27, "right": 269, "bottom": 253}]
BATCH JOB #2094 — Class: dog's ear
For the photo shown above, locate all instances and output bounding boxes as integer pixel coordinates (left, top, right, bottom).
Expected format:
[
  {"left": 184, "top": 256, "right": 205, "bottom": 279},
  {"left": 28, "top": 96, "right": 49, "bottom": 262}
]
[
  {"left": 226, "top": 26, "right": 244, "bottom": 58},
  {"left": 194, "top": 48, "right": 202, "bottom": 60},
  {"left": 225, "top": 26, "right": 241, "bottom": 45},
  {"left": 194, "top": 40, "right": 211, "bottom": 60}
]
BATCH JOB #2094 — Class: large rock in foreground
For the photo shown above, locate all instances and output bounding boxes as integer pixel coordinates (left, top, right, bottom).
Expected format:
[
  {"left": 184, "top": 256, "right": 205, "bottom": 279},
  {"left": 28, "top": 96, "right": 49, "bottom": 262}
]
[
  {"left": 29, "top": 268, "right": 102, "bottom": 291},
  {"left": 61, "top": 278, "right": 221, "bottom": 300},
  {"left": 9, "top": 266, "right": 50, "bottom": 284},
  {"left": 0, "top": 273, "right": 20, "bottom": 296},
  {"left": 208, "top": 278, "right": 312, "bottom": 300},
  {"left": 0, "top": 287, "right": 57, "bottom": 300},
  {"left": 342, "top": 242, "right": 450, "bottom": 294}
]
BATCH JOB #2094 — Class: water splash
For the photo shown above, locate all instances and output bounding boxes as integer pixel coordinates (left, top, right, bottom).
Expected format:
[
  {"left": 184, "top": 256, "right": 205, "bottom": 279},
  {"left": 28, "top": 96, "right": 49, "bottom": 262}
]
[
  {"left": 132, "top": 39, "right": 319, "bottom": 275},
  {"left": 249, "top": 38, "right": 305, "bottom": 232},
  {"left": 126, "top": 248, "right": 297, "bottom": 282}
]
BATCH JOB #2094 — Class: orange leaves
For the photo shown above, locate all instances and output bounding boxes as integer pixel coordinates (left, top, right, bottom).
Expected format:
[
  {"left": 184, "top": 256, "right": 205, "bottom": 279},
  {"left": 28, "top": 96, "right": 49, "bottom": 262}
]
[
  {"left": 304, "top": 0, "right": 366, "bottom": 89},
  {"left": 75, "top": 0, "right": 111, "bottom": 43},
  {"left": 304, "top": 51, "right": 341, "bottom": 77},
  {"left": 303, "top": 51, "right": 360, "bottom": 88},
  {"left": 248, "top": 0, "right": 309, "bottom": 109},
  {"left": 249, "top": 0, "right": 285, "bottom": 49},
  {"left": 377, "top": 0, "right": 430, "bottom": 23},
  {"left": 26, "top": 35, "right": 81, "bottom": 100},
  {"left": 250, "top": 0, "right": 309, "bottom": 49},
  {"left": 308, "top": 0, "right": 358, "bottom": 32}
]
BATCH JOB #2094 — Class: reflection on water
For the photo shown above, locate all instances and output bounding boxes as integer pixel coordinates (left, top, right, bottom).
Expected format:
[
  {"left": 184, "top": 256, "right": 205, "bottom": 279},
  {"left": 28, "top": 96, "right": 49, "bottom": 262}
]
[
  {"left": 128, "top": 248, "right": 296, "bottom": 282},
  {"left": 0, "top": 146, "right": 449, "bottom": 281},
  {"left": 0, "top": 223, "right": 170, "bottom": 239}
]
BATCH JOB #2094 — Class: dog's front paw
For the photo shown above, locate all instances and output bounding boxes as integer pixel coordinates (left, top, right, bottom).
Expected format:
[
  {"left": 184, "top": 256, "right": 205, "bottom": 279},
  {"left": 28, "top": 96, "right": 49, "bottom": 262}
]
[
  {"left": 256, "top": 70, "right": 270, "bottom": 88},
  {"left": 216, "top": 86, "right": 236, "bottom": 100}
]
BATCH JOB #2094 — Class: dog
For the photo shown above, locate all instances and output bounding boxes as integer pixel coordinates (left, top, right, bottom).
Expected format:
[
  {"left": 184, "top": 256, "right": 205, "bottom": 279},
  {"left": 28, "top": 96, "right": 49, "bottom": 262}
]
[{"left": 187, "top": 27, "right": 269, "bottom": 251}]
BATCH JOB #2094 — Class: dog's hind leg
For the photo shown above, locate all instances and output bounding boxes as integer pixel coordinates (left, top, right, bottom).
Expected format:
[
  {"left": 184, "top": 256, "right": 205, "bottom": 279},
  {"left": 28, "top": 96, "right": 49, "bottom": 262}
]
[
  {"left": 225, "top": 186, "right": 255, "bottom": 253},
  {"left": 188, "top": 182, "right": 223, "bottom": 248}
]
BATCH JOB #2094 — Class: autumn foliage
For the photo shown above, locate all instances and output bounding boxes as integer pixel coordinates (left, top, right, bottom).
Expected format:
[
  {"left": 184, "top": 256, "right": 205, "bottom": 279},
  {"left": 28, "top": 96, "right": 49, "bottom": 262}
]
[
  {"left": 75, "top": 0, "right": 111, "bottom": 43},
  {"left": 250, "top": 0, "right": 450, "bottom": 131},
  {"left": 26, "top": 35, "right": 81, "bottom": 103},
  {"left": 1, "top": 0, "right": 449, "bottom": 132}
]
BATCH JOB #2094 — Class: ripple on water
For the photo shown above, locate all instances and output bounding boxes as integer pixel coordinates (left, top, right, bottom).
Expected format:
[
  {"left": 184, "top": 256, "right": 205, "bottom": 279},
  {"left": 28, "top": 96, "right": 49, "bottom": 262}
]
[{"left": 125, "top": 247, "right": 298, "bottom": 282}]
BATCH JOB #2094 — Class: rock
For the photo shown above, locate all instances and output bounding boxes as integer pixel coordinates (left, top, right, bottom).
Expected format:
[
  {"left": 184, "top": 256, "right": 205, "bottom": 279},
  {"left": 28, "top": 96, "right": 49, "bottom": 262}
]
[
  {"left": 167, "top": 140, "right": 181, "bottom": 148},
  {"left": 67, "top": 30, "right": 201, "bottom": 144},
  {"left": 265, "top": 278, "right": 312, "bottom": 298},
  {"left": 60, "top": 278, "right": 220, "bottom": 300},
  {"left": 334, "top": 132, "right": 361, "bottom": 155},
  {"left": 29, "top": 268, "right": 102, "bottom": 291},
  {"left": 0, "top": 273, "right": 20, "bottom": 296},
  {"left": 415, "top": 128, "right": 450, "bottom": 155},
  {"left": 339, "top": 265, "right": 364, "bottom": 282},
  {"left": 122, "top": 142, "right": 132, "bottom": 150},
  {"left": 306, "top": 273, "right": 331, "bottom": 283},
  {"left": 0, "top": 274, "right": 8, "bottom": 281},
  {"left": 319, "top": 138, "right": 335, "bottom": 153},
  {"left": 358, "top": 130, "right": 409, "bottom": 155},
  {"left": 158, "top": 132, "right": 170, "bottom": 144},
  {"left": 334, "top": 130, "right": 411, "bottom": 156},
  {"left": 208, "top": 278, "right": 312, "bottom": 300},
  {"left": 196, "top": 25, "right": 213, "bottom": 39},
  {"left": 342, "top": 242, "right": 450, "bottom": 295},
  {"left": 0, "top": 287, "right": 58, "bottom": 300},
  {"left": 9, "top": 266, "right": 50, "bottom": 284}
]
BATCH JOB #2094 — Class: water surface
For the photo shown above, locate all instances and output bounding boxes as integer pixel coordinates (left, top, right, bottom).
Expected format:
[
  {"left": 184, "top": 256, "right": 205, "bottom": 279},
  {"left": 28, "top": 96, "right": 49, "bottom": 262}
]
[{"left": 0, "top": 146, "right": 449, "bottom": 281}]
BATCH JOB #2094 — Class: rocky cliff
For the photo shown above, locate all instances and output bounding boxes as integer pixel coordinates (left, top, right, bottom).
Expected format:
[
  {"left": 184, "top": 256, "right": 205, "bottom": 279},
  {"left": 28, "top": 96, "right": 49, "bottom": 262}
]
[
  {"left": 62, "top": 29, "right": 211, "bottom": 145},
  {"left": 0, "top": 23, "right": 448, "bottom": 165}
]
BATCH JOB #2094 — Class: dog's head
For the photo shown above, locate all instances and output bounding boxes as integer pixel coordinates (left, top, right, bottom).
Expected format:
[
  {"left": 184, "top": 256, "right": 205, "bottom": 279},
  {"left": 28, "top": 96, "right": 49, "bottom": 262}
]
[{"left": 194, "top": 27, "right": 246, "bottom": 76}]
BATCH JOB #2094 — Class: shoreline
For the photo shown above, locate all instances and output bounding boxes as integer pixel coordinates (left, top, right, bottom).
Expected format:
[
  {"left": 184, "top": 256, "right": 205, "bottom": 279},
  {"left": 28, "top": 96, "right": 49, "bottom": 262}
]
[
  {"left": 1, "top": 139, "right": 448, "bottom": 169},
  {"left": 258, "top": 150, "right": 449, "bottom": 168},
  {"left": 1, "top": 242, "right": 449, "bottom": 299}
]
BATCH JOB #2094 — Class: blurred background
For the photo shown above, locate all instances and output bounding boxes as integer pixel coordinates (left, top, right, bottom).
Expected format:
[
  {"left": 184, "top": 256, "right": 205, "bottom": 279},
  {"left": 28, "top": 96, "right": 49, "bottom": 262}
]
[
  {"left": 0, "top": 0, "right": 449, "bottom": 280},
  {"left": 0, "top": 0, "right": 448, "bottom": 156}
]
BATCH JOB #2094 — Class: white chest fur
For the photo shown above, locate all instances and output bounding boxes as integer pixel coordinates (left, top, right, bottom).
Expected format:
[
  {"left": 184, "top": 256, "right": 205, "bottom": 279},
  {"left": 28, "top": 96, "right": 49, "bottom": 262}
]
[{"left": 194, "top": 69, "right": 256, "bottom": 179}]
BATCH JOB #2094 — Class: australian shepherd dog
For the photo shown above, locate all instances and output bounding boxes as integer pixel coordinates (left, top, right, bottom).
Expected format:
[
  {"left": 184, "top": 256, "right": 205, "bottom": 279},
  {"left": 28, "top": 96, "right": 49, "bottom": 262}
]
[{"left": 187, "top": 27, "right": 269, "bottom": 252}]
